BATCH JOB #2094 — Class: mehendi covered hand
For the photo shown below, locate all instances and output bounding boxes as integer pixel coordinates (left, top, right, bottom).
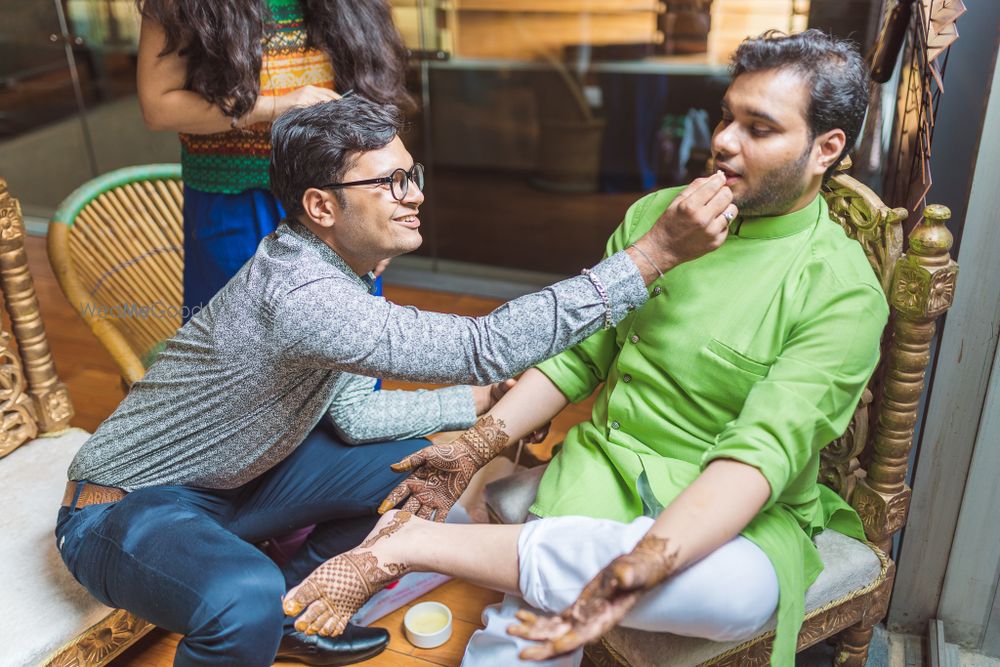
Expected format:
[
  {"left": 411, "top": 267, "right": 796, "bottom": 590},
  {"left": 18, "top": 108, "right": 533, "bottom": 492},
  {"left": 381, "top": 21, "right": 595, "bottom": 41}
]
[
  {"left": 508, "top": 534, "right": 679, "bottom": 661},
  {"left": 378, "top": 415, "right": 509, "bottom": 521}
]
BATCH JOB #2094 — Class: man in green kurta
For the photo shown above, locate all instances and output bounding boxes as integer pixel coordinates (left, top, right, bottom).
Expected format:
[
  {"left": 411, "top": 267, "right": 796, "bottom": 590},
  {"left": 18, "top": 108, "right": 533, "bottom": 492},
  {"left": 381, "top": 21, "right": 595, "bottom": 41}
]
[{"left": 284, "top": 29, "right": 886, "bottom": 667}]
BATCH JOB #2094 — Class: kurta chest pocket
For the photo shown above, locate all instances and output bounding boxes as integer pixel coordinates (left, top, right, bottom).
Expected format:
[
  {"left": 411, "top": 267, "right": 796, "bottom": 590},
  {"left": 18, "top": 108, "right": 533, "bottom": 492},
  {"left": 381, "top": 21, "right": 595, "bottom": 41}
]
[
  {"left": 694, "top": 338, "right": 773, "bottom": 411},
  {"left": 706, "top": 339, "right": 772, "bottom": 377}
]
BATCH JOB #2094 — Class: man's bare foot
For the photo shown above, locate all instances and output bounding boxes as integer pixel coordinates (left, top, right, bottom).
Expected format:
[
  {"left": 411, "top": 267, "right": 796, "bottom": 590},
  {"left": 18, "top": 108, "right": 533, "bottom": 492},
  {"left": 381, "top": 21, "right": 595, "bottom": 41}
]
[{"left": 283, "top": 510, "right": 414, "bottom": 636}]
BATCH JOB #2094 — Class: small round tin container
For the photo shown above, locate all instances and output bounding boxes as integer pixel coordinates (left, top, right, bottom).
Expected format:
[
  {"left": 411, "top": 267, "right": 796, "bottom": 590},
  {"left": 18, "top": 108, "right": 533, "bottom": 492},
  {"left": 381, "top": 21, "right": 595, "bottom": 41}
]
[{"left": 403, "top": 601, "right": 453, "bottom": 649}]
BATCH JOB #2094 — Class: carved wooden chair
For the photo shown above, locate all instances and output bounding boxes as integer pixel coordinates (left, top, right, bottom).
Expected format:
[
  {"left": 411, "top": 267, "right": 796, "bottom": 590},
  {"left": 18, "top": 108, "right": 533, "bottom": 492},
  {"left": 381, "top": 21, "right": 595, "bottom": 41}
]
[
  {"left": 484, "top": 164, "right": 959, "bottom": 666},
  {"left": 0, "top": 179, "right": 153, "bottom": 666},
  {"left": 48, "top": 164, "right": 184, "bottom": 387}
]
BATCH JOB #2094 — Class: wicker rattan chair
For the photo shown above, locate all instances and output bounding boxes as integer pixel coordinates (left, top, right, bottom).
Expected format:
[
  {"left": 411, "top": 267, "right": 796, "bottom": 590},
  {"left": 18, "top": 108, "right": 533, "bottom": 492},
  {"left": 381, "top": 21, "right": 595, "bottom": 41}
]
[
  {"left": 48, "top": 164, "right": 183, "bottom": 386},
  {"left": 485, "top": 164, "right": 959, "bottom": 666}
]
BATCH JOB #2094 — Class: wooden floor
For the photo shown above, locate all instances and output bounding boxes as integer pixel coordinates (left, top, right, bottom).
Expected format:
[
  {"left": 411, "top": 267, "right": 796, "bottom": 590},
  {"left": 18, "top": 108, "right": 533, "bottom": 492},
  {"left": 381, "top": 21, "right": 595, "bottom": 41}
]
[{"left": 22, "top": 235, "right": 595, "bottom": 666}]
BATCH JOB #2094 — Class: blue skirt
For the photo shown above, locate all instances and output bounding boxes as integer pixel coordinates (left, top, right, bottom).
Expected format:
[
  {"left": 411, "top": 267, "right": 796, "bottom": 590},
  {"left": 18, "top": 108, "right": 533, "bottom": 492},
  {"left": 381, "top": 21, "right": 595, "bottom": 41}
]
[{"left": 182, "top": 186, "right": 383, "bottom": 314}]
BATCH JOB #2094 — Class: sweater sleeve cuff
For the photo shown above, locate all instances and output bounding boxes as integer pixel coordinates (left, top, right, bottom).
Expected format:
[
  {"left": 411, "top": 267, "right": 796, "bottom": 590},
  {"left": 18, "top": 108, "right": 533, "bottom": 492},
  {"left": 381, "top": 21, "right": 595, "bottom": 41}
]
[{"left": 435, "top": 385, "right": 478, "bottom": 432}]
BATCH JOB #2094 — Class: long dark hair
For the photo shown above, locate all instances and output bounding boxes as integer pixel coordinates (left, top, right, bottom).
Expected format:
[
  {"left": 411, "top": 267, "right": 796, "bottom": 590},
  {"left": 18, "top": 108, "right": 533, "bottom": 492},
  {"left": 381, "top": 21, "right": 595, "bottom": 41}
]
[{"left": 138, "top": 0, "right": 412, "bottom": 119}]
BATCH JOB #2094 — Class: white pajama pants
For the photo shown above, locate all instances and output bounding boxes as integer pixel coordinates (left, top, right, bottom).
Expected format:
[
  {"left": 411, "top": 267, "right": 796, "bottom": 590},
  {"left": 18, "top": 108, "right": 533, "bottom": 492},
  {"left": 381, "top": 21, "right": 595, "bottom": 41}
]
[{"left": 461, "top": 515, "right": 780, "bottom": 667}]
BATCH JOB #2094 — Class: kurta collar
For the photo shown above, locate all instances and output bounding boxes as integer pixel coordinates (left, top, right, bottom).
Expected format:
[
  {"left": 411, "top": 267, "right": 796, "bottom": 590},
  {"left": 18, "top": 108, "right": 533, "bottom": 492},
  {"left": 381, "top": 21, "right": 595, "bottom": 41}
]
[
  {"left": 729, "top": 193, "right": 824, "bottom": 239},
  {"left": 283, "top": 218, "right": 376, "bottom": 291}
]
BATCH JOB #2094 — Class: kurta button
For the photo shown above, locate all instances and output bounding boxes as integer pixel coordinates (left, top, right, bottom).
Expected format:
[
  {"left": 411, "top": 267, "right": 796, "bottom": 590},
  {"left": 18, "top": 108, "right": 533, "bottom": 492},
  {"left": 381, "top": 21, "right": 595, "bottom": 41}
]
[
  {"left": 652, "top": 286, "right": 662, "bottom": 296},
  {"left": 622, "top": 374, "right": 632, "bottom": 383},
  {"left": 611, "top": 421, "right": 620, "bottom": 430},
  {"left": 630, "top": 334, "right": 640, "bottom": 344}
]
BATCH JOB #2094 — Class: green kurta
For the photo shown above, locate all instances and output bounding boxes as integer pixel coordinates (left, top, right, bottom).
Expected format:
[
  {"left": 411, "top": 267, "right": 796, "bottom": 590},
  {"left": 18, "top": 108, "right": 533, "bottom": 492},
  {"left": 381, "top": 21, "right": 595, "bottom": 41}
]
[{"left": 532, "top": 187, "right": 888, "bottom": 666}]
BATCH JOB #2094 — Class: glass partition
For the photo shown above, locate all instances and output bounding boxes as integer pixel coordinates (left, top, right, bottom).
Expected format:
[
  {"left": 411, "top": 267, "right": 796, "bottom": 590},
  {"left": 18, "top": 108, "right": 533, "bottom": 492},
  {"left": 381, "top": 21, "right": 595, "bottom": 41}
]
[
  {"left": 393, "top": 0, "right": 885, "bottom": 277},
  {"left": 0, "top": 0, "right": 175, "bottom": 218},
  {"left": 1, "top": 0, "right": 885, "bottom": 269}
]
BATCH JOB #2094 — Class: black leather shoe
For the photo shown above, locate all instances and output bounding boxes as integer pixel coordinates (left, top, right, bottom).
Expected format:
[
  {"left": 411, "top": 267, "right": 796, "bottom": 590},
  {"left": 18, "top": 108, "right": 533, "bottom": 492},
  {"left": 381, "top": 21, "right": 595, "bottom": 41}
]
[{"left": 276, "top": 625, "right": 390, "bottom": 666}]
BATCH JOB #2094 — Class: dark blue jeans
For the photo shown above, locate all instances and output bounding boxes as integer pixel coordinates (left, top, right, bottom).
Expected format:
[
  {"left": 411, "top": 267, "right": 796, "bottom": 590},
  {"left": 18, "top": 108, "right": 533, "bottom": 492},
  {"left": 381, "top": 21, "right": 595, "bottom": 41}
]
[{"left": 55, "top": 423, "right": 426, "bottom": 667}]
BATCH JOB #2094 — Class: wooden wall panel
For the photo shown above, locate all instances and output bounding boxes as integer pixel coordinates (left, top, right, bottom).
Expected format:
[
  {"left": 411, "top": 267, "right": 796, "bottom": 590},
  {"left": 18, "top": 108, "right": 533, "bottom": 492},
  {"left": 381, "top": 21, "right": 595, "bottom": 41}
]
[{"left": 454, "top": 12, "right": 661, "bottom": 59}]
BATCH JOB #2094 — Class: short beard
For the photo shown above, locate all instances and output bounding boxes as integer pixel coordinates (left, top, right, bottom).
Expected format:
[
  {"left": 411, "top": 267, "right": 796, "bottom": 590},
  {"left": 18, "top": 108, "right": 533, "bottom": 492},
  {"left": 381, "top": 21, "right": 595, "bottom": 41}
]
[{"left": 735, "top": 144, "right": 813, "bottom": 217}]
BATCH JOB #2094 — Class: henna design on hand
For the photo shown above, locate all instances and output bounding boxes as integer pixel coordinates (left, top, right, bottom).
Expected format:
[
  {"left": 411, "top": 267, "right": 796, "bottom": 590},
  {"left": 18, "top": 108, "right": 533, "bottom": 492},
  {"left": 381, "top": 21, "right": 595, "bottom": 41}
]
[
  {"left": 607, "top": 534, "right": 679, "bottom": 591},
  {"left": 379, "top": 416, "right": 510, "bottom": 520},
  {"left": 509, "top": 533, "right": 680, "bottom": 661},
  {"left": 459, "top": 414, "right": 510, "bottom": 465}
]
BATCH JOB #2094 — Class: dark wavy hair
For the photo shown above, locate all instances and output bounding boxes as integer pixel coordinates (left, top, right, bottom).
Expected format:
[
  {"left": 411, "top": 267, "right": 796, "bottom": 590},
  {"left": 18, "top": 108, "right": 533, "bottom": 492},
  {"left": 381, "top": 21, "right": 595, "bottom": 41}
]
[
  {"left": 137, "top": 0, "right": 413, "bottom": 119},
  {"left": 732, "top": 29, "right": 870, "bottom": 177}
]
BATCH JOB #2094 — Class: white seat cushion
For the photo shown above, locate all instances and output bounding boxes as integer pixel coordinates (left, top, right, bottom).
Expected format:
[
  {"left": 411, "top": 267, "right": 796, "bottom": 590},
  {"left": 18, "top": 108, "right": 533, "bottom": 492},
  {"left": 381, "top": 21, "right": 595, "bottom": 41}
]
[
  {"left": 0, "top": 428, "right": 116, "bottom": 667},
  {"left": 484, "top": 465, "right": 884, "bottom": 666}
]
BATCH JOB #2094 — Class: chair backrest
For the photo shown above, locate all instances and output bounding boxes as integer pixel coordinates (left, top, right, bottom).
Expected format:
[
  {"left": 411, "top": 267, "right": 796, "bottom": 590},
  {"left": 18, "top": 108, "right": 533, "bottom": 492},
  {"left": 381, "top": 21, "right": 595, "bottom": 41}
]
[
  {"left": 0, "top": 178, "right": 74, "bottom": 457},
  {"left": 818, "top": 163, "right": 958, "bottom": 554},
  {"left": 48, "top": 164, "right": 183, "bottom": 386}
]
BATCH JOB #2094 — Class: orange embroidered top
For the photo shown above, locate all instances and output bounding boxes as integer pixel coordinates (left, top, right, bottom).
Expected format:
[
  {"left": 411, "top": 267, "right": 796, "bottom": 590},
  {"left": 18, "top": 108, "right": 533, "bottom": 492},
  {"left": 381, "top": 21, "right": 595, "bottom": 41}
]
[{"left": 178, "top": 0, "right": 335, "bottom": 194}]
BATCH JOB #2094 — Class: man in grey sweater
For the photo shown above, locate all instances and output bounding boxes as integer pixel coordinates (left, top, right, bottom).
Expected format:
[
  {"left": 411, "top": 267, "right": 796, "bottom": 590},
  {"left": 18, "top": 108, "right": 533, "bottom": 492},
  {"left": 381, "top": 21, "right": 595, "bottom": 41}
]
[{"left": 56, "top": 96, "right": 735, "bottom": 667}]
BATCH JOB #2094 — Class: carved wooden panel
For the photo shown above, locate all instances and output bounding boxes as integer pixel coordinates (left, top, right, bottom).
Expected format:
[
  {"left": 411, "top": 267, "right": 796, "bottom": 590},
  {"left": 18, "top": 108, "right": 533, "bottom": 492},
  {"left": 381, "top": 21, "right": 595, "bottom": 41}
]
[
  {"left": 0, "top": 329, "right": 39, "bottom": 457},
  {"left": 861, "top": 204, "right": 957, "bottom": 551},
  {"left": 817, "top": 169, "right": 906, "bottom": 503},
  {"left": 823, "top": 169, "right": 906, "bottom": 295},
  {"left": 0, "top": 178, "right": 74, "bottom": 442},
  {"left": 820, "top": 388, "right": 871, "bottom": 502},
  {"left": 44, "top": 610, "right": 153, "bottom": 667}
]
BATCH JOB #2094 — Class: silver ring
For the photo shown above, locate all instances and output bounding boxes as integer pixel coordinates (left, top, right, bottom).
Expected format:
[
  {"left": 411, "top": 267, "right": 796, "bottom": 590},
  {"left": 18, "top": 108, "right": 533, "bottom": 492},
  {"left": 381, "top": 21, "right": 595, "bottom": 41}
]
[{"left": 723, "top": 210, "right": 735, "bottom": 222}]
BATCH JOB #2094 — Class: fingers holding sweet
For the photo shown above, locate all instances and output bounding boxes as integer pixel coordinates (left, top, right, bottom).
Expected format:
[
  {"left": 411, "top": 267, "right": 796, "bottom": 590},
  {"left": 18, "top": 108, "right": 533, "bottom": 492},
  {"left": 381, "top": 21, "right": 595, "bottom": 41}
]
[
  {"left": 682, "top": 170, "right": 728, "bottom": 208},
  {"left": 703, "top": 177, "right": 734, "bottom": 214},
  {"left": 640, "top": 171, "right": 733, "bottom": 272},
  {"left": 670, "top": 174, "right": 714, "bottom": 205}
]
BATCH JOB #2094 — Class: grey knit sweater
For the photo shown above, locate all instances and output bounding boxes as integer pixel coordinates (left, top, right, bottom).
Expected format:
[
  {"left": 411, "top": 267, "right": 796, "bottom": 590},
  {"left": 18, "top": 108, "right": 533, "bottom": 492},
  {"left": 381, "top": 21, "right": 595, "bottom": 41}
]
[{"left": 69, "top": 220, "right": 647, "bottom": 490}]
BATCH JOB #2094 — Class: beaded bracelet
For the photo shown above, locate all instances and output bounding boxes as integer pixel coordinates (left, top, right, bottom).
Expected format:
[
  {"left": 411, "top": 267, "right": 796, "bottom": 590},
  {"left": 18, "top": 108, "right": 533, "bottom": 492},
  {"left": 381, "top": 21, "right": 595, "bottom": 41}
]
[{"left": 582, "top": 268, "right": 613, "bottom": 330}]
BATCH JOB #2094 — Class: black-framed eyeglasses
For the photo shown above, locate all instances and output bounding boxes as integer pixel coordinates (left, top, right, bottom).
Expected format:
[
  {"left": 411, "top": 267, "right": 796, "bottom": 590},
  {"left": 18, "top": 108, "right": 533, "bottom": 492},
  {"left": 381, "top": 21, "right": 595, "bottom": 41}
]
[{"left": 319, "top": 163, "right": 424, "bottom": 202}]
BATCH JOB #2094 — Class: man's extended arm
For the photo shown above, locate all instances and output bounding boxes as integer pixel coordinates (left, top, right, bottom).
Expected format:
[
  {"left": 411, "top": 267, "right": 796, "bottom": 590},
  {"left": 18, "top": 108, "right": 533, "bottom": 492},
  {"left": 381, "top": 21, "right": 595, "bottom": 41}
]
[
  {"left": 325, "top": 375, "right": 476, "bottom": 445},
  {"left": 275, "top": 174, "right": 735, "bottom": 388},
  {"left": 325, "top": 375, "right": 516, "bottom": 445}
]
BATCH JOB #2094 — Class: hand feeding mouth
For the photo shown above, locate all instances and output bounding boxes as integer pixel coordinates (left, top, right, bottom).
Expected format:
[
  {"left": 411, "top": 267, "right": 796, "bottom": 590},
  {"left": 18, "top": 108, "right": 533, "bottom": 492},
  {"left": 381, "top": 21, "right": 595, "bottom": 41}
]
[{"left": 717, "top": 163, "right": 742, "bottom": 186}]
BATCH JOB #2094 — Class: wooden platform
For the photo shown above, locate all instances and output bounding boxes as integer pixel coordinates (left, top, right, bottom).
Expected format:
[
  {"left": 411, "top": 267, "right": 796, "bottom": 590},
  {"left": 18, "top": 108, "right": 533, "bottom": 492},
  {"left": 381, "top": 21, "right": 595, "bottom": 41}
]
[{"left": 21, "top": 235, "right": 594, "bottom": 666}]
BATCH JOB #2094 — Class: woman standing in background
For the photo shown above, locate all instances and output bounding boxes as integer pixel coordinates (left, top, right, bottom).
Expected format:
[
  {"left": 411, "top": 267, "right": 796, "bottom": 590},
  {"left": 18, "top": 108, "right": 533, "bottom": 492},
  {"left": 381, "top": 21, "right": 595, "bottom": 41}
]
[{"left": 136, "top": 0, "right": 412, "bottom": 314}]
